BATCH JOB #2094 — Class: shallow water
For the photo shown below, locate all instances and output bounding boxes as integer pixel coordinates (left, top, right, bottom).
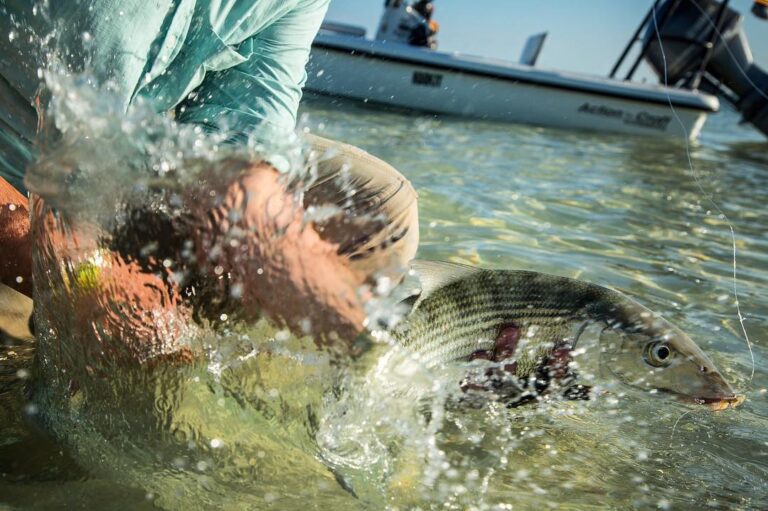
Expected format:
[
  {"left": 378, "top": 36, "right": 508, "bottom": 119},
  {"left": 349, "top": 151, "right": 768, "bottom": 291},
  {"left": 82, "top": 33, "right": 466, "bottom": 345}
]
[
  {"left": 2, "top": 87, "right": 768, "bottom": 511},
  {"left": 296, "top": 97, "right": 768, "bottom": 509}
]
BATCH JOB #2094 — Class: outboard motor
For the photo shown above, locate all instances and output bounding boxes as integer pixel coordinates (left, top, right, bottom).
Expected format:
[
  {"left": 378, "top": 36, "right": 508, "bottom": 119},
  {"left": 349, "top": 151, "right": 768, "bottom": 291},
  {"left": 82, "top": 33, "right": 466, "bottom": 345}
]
[{"left": 642, "top": 0, "right": 768, "bottom": 137}]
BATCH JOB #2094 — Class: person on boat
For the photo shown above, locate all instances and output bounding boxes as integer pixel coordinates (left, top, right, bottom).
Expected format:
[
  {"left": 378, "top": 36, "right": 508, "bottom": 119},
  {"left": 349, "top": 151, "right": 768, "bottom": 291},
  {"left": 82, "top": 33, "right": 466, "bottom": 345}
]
[
  {"left": 409, "top": 1, "right": 439, "bottom": 49},
  {"left": 0, "top": 0, "right": 419, "bottom": 359}
]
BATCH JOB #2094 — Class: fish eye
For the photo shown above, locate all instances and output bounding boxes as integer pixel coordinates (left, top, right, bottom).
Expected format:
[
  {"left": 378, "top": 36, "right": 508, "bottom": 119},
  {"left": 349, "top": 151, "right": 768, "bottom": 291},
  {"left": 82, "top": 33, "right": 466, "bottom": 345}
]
[{"left": 644, "top": 341, "right": 673, "bottom": 368}]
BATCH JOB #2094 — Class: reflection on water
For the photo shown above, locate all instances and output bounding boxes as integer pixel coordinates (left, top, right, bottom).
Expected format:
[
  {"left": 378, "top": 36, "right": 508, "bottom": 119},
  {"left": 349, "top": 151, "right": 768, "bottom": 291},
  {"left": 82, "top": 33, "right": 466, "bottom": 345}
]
[{"left": 1, "top": 83, "right": 767, "bottom": 510}]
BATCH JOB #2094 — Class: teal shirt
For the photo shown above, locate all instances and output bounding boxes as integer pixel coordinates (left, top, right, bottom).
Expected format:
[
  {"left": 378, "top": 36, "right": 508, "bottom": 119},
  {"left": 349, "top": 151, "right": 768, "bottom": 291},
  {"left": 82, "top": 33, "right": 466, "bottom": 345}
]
[{"left": 0, "top": 0, "right": 329, "bottom": 192}]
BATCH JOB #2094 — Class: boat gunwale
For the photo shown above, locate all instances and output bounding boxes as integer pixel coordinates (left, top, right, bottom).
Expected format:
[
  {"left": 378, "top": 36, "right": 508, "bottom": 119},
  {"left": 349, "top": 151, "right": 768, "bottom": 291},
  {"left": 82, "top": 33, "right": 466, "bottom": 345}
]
[{"left": 311, "top": 34, "right": 720, "bottom": 113}]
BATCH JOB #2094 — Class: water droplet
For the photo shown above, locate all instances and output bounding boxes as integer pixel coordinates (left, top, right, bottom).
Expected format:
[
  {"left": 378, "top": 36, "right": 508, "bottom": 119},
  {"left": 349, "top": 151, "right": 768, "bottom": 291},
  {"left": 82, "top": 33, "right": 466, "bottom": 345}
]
[
  {"left": 210, "top": 438, "right": 223, "bottom": 448},
  {"left": 230, "top": 283, "right": 243, "bottom": 299},
  {"left": 8, "top": 31, "right": 16, "bottom": 42}
]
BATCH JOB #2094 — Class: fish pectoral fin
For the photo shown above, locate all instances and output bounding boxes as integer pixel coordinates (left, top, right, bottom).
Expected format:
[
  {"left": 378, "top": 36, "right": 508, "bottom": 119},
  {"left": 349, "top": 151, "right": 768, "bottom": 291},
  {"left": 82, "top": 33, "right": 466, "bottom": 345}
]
[{"left": 410, "top": 259, "right": 482, "bottom": 309}]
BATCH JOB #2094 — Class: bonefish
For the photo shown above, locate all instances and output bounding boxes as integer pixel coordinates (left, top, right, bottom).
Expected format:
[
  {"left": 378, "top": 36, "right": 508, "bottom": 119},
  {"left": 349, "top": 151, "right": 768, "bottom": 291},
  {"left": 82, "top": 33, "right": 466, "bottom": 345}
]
[{"left": 393, "top": 260, "right": 744, "bottom": 410}]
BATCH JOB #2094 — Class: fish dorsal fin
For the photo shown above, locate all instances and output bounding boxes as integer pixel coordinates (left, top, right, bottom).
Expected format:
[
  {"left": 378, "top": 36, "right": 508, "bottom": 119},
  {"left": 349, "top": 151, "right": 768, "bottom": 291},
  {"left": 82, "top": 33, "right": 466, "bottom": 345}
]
[
  {"left": 410, "top": 259, "right": 482, "bottom": 309},
  {"left": 0, "top": 283, "right": 34, "bottom": 341}
]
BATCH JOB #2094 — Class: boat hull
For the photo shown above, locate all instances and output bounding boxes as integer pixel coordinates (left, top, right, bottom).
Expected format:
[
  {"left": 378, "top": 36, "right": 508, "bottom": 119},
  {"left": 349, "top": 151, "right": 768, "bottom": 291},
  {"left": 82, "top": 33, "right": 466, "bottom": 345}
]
[{"left": 307, "top": 37, "right": 715, "bottom": 139}]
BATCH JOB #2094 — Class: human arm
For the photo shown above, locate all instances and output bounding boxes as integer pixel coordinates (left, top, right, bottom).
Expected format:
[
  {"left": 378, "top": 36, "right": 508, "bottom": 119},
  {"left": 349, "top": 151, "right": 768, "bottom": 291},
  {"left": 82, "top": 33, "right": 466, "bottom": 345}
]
[
  {"left": 175, "top": 0, "right": 329, "bottom": 137},
  {"left": 27, "top": 160, "right": 367, "bottom": 367},
  {"left": 188, "top": 161, "right": 368, "bottom": 342}
]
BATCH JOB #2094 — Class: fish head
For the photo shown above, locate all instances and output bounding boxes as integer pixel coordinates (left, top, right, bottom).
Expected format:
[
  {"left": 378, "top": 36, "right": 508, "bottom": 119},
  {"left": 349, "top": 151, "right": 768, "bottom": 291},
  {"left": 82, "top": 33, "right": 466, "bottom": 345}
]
[{"left": 600, "top": 320, "right": 744, "bottom": 410}]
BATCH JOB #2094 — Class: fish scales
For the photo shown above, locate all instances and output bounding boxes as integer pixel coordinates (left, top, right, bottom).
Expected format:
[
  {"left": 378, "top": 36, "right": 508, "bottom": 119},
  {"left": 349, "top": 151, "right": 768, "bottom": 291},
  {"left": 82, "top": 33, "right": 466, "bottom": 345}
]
[
  {"left": 406, "top": 308, "right": 574, "bottom": 355},
  {"left": 395, "top": 270, "right": 598, "bottom": 372}
]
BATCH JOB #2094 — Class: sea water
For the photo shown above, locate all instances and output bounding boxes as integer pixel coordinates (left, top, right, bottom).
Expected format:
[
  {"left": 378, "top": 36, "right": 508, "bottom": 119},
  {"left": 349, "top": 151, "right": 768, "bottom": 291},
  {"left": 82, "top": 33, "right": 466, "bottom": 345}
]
[
  {"left": 1, "top": 81, "right": 767, "bottom": 510},
  {"left": 298, "top": 96, "right": 768, "bottom": 509}
]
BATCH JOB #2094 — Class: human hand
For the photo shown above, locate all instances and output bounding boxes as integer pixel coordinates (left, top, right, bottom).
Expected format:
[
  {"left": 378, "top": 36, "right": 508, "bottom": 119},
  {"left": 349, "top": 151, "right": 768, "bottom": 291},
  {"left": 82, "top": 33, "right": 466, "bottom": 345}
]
[{"left": 189, "top": 161, "right": 368, "bottom": 343}]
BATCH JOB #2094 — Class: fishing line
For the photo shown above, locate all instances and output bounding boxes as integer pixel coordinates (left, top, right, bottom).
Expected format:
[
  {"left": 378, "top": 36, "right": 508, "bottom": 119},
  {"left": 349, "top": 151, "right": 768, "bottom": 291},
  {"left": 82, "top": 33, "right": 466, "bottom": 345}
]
[
  {"left": 651, "top": 4, "right": 755, "bottom": 382},
  {"left": 669, "top": 408, "right": 696, "bottom": 442}
]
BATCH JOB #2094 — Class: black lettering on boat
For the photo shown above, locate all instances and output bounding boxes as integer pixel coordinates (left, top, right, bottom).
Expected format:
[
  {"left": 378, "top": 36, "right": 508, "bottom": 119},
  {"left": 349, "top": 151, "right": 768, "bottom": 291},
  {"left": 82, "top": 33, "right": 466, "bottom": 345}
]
[
  {"left": 624, "top": 111, "right": 672, "bottom": 131},
  {"left": 412, "top": 71, "right": 443, "bottom": 87},
  {"left": 577, "top": 102, "right": 624, "bottom": 119},
  {"left": 578, "top": 103, "right": 671, "bottom": 131}
]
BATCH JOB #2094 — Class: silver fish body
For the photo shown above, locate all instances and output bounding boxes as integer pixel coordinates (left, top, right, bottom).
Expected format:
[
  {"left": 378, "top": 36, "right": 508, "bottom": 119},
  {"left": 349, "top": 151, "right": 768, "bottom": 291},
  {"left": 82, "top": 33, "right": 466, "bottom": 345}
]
[
  {"left": 393, "top": 261, "right": 742, "bottom": 408},
  {"left": 396, "top": 261, "right": 630, "bottom": 372}
]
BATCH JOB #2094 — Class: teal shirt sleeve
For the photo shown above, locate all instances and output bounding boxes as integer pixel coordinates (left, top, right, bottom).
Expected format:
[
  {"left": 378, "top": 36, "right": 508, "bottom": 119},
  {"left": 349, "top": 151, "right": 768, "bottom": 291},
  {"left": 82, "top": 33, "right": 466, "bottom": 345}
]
[
  {"left": 0, "top": 0, "right": 328, "bottom": 191},
  {"left": 175, "top": 0, "right": 329, "bottom": 136}
]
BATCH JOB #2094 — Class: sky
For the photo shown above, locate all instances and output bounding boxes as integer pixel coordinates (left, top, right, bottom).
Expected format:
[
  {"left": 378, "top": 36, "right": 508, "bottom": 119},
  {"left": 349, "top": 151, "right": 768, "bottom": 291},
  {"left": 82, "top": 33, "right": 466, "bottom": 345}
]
[{"left": 325, "top": 0, "right": 768, "bottom": 78}]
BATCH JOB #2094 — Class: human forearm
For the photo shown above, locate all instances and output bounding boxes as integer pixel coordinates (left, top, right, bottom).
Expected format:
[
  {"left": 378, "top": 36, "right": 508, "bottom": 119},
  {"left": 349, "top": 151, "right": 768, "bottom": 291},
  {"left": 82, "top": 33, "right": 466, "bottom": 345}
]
[{"left": 189, "top": 161, "right": 367, "bottom": 342}]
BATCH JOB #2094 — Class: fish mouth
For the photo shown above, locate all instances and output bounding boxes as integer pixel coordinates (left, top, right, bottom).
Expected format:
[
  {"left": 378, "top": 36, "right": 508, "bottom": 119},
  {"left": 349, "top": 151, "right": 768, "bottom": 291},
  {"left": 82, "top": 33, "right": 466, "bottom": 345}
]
[
  {"left": 652, "top": 387, "right": 745, "bottom": 410},
  {"left": 677, "top": 393, "right": 746, "bottom": 411}
]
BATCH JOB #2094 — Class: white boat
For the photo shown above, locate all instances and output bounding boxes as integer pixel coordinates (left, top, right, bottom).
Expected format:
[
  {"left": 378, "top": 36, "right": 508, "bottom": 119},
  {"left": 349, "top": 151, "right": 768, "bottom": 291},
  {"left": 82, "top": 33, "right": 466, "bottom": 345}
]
[{"left": 306, "top": 3, "right": 721, "bottom": 139}]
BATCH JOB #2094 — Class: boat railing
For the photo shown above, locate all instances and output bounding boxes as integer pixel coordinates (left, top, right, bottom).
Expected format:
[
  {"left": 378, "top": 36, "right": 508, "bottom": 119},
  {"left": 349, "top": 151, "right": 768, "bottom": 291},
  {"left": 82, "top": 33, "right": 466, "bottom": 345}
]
[
  {"left": 609, "top": 0, "right": 729, "bottom": 89},
  {"left": 610, "top": 0, "right": 768, "bottom": 138}
]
